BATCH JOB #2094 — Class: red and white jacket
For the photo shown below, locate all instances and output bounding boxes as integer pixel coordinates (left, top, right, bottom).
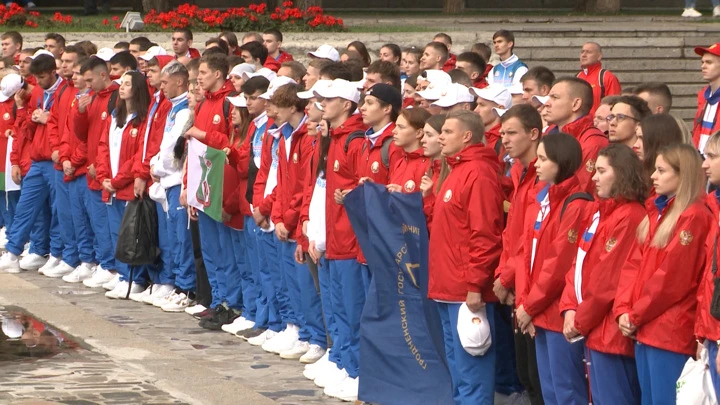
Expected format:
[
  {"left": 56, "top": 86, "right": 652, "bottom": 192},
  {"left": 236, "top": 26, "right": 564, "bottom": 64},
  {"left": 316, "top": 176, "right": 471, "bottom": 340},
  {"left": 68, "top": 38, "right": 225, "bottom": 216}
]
[
  {"left": 696, "top": 191, "right": 720, "bottom": 343},
  {"left": 559, "top": 198, "right": 645, "bottom": 357},
  {"left": 96, "top": 113, "right": 146, "bottom": 202},
  {"left": 516, "top": 175, "right": 593, "bottom": 333},
  {"left": 428, "top": 144, "right": 504, "bottom": 303},
  {"left": 614, "top": 196, "right": 713, "bottom": 356}
]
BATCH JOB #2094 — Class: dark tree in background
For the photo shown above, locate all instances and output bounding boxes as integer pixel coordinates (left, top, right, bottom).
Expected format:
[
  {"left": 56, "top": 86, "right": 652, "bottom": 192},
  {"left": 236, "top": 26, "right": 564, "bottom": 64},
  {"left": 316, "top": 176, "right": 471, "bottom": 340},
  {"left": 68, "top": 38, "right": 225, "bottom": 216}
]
[
  {"left": 141, "top": 0, "right": 169, "bottom": 12},
  {"left": 443, "top": 0, "right": 464, "bottom": 13},
  {"left": 575, "top": 0, "right": 621, "bottom": 12}
]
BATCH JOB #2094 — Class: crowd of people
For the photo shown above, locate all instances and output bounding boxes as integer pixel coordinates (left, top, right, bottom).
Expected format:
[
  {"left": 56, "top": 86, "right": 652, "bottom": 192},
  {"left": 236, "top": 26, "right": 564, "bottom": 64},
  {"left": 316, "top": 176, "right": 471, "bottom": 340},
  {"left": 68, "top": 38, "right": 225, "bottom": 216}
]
[{"left": 0, "top": 25, "right": 718, "bottom": 405}]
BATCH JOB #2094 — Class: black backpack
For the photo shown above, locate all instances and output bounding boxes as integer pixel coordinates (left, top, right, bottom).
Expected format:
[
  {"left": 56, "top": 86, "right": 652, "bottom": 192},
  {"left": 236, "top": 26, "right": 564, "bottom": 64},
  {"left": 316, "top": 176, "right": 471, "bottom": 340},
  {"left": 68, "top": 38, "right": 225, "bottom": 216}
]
[
  {"left": 344, "top": 130, "right": 393, "bottom": 170},
  {"left": 560, "top": 192, "right": 594, "bottom": 220}
]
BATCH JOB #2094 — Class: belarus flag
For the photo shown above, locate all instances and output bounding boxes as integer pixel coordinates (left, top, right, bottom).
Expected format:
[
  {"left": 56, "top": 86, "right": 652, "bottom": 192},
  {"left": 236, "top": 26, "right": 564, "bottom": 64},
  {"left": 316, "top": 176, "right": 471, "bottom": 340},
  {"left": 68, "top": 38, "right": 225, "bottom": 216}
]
[
  {"left": 186, "top": 138, "right": 224, "bottom": 222},
  {"left": 0, "top": 136, "right": 19, "bottom": 192}
]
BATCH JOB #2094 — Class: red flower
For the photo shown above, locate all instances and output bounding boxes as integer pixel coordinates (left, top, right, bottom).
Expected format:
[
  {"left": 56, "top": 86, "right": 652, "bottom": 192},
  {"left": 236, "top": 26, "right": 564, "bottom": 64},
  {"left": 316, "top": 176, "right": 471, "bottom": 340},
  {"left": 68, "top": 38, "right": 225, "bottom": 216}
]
[
  {"left": 115, "top": 23, "right": 121, "bottom": 29},
  {"left": 102, "top": 18, "right": 109, "bottom": 25},
  {"left": 29, "top": 11, "right": 39, "bottom": 16},
  {"left": 283, "top": 1, "right": 293, "bottom": 7},
  {"left": 112, "top": 15, "right": 119, "bottom": 21}
]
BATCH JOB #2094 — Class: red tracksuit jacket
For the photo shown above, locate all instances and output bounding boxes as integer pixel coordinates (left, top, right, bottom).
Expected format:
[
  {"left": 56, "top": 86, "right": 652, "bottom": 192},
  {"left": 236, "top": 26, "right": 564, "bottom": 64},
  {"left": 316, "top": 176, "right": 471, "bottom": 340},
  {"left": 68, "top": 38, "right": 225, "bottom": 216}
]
[
  {"left": 696, "top": 191, "right": 720, "bottom": 343},
  {"left": 325, "top": 114, "right": 367, "bottom": 260},
  {"left": 226, "top": 128, "right": 253, "bottom": 219},
  {"left": 252, "top": 125, "right": 279, "bottom": 221},
  {"left": 614, "top": 197, "right": 712, "bottom": 356},
  {"left": 195, "top": 80, "right": 243, "bottom": 229},
  {"left": 559, "top": 198, "right": 645, "bottom": 357},
  {"left": 271, "top": 119, "right": 313, "bottom": 241},
  {"left": 495, "top": 160, "right": 541, "bottom": 291},
  {"left": 46, "top": 81, "right": 75, "bottom": 171},
  {"left": 74, "top": 82, "right": 120, "bottom": 191},
  {"left": 0, "top": 99, "right": 17, "bottom": 180},
  {"left": 428, "top": 144, "right": 504, "bottom": 303},
  {"left": 59, "top": 93, "right": 88, "bottom": 181},
  {"left": 548, "top": 115, "right": 608, "bottom": 194},
  {"left": 577, "top": 62, "right": 621, "bottom": 116},
  {"left": 356, "top": 123, "right": 403, "bottom": 185},
  {"left": 96, "top": 115, "right": 147, "bottom": 201},
  {"left": 389, "top": 148, "right": 429, "bottom": 194},
  {"left": 18, "top": 81, "right": 62, "bottom": 163},
  {"left": 132, "top": 91, "right": 171, "bottom": 183},
  {"left": 517, "top": 175, "right": 593, "bottom": 333}
]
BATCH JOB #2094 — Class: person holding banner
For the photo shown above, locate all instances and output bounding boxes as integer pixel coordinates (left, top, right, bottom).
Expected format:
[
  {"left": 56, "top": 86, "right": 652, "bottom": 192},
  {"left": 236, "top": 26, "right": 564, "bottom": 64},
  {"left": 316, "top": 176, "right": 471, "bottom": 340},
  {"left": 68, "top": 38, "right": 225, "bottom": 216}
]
[
  {"left": 492, "top": 104, "right": 544, "bottom": 405},
  {"left": 514, "top": 132, "right": 593, "bottom": 405},
  {"left": 559, "top": 144, "right": 647, "bottom": 405},
  {"left": 613, "top": 144, "right": 712, "bottom": 405},
  {"left": 311, "top": 78, "right": 366, "bottom": 401},
  {"left": 386, "top": 107, "right": 431, "bottom": 194},
  {"left": 429, "top": 110, "right": 504, "bottom": 405},
  {"left": 96, "top": 70, "right": 151, "bottom": 299}
]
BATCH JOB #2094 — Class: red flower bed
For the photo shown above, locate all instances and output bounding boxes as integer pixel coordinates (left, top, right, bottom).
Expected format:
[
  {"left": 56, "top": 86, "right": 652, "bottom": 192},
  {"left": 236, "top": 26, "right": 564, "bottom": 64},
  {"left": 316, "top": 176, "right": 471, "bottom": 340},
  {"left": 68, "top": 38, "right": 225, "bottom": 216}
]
[
  {"left": 143, "top": 2, "right": 345, "bottom": 32},
  {"left": 0, "top": 3, "right": 75, "bottom": 28}
]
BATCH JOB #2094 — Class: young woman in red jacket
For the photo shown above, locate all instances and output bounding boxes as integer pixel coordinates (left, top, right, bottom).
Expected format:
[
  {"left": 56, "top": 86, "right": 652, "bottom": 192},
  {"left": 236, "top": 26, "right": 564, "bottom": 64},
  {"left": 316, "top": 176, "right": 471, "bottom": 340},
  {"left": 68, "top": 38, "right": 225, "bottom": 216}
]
[
  {"left": 613, "top": 143, "right": 712, "bottom": 405},
  {"left": 515, "top": 132, "right": 594, "bottom": 405},
  {"left": 632, "top": 114, "right": 684, "bottom": 193},
  {"left": 559, "top": 144, "right": 648, "bottom": 405},
  {"left": 419, "top": 113, "right": 446, "bottom": 231},
  {"left": 96, "top": 71, "right": 150, "bottom": 299},
  {"left": 386, "top": 107, "right": 431, "bottom": 194},
  {"left": 699, "top": 132, "right": 720, "bottom": 400}
]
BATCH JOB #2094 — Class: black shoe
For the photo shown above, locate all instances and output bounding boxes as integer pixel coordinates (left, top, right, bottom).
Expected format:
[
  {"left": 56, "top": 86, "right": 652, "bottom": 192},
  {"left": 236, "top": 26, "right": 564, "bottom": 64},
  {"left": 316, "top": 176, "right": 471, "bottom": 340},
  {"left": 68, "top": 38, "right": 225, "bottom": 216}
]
[
  {"left": 200, "top": 306, "right": 239, "bottom": 331},
  {"left": 236, "top": 327, "right": 266, "bottom": 340},
  {"left": 193, "top": 307, "right": 215, "bottom": 320}
]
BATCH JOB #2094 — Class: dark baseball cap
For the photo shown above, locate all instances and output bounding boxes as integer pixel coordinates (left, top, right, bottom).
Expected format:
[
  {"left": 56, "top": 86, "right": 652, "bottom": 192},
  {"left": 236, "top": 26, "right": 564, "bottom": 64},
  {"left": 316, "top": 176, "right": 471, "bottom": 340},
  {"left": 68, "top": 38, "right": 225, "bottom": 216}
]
[{"left": 365, "top": 83, "right": 402, "bottom": 113}]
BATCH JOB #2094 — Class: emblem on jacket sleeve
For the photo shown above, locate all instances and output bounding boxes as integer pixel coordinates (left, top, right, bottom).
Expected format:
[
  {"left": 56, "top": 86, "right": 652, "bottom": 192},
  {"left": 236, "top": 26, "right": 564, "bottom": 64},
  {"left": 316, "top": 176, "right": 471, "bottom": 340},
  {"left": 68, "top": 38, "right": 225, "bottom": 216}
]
[
  {"left": 585, "top": 159, "right": 595, "bottom": 172},
  {"left": 404, "top": 180, "right": 416, "bottom": 192},
  {"left": 568, "top": 229, "right": 579, "bottom": 244},
  {"left": 2, "top": 113, "right": 9, "bottom": 121},
  {"left": 443, "top": 189, "right": 452, "bottom": 202},
  {"left": 212, "top": 114, "right": 221, "bottom": 124},
  {"left": 130, "top": 128, "right": 138, "bottom": 137},
  {"left": 293, "top": 152, "right": 298, "bottom": 164},
  {"left": 605, "top": 237, "right": 617, "bottom": 252},
  {"left": 679, "top": 230, "right": 693, "bottom": 246},
  {"left": 371, "top": 161, "right": 379, "bottom": 174},
  {"left": 333, "top": 160, "right": 339, "bottom": 172},
  {"left": 101, "top": 111, "right": 107, "bottom": 120}
]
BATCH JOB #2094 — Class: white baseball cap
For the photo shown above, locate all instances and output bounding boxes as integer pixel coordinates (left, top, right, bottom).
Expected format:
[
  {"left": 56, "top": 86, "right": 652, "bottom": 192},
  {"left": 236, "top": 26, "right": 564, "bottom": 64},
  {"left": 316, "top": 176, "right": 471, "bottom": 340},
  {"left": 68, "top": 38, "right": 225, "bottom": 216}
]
[
  {"left": 431, "top": 83, "right": 475, "bottom": 108},
  {"left": 95, "top": 47, "right": 115, "bottom": 62},
  {"left": 509, "top": 83, "right": 524, "bottom": 96},
  {"left": 493, "top": 107, "right": 508, "bottom": 118},
  {"left": 259, "top": 76, "right": 298, "bottom": 100},
  {"left": 313, "top": 101, "right": 324, "bottom": 112},
  {"left": 242, "top": 67, "right": 277, "bottom": 82},
  {"left": 28, "top": 49, "right": 54, "bottom": 60},
  {"left": 1, "top": 315, "right": 22, "bottom": 339},
  {"left": 139, "top": 45, "right": 168, "bottom": 61},
  {"left": 0, "top": 73, "right": 23, "bottom": 103},
  {"left": 298, "top": 79, "right": 331, "bottom": 100},
  {"left": 313, "top": 79, "right": 360, "bottom": 104},
  {"left": 457, "top": 303, "right": 492, "bottom": 356},
  {"left": 148, "top": 183, "right": 168, "bottom": 213},
  {"left": 416, "top": 81, "right": 448, "bottom": 102},
  {"left": 532, "top": 95, "right": 549, "bottom": 106},
  {"left": 227, "top": 94, "right": 247, "bottom": 108},
  {"left": 471, "top": 85, "right": 512, "bottom": 109},
  {"left": 307, "top": 44, "right": 340, "bottom": 62},
  {"left": 417, "top": 69, "right": 451, "bottom": 87},
  {"left": 229, "top": 63, "right": 256, "bottom": 78}
]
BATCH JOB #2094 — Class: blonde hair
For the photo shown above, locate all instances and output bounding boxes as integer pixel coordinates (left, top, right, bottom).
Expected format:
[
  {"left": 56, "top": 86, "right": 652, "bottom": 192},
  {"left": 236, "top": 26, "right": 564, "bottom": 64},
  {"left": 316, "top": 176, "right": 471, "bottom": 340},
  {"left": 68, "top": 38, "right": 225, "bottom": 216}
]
[
  {"left": 704, "top": 130, "right": 720, "bottom": 156},
  {"left": 637, "top": 143, "right": 705, "bottom": 248}
]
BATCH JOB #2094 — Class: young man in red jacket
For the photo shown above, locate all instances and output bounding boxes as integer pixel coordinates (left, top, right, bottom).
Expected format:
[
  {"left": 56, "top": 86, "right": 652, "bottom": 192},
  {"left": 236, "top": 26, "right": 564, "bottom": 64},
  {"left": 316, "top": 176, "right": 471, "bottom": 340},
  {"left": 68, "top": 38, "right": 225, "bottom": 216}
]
[
  {"left": 0, "top": 54, "right": 64, "bottom": 274},
  {"left": 493, "top": 104, "right": 545, "bottom": 405},
  {"left": 171, "top": 28, "right": 201, "bottom": 60},
  {"left": 311, "top": 78, "right": 366, "bottom": 402},
  {"left": 543, "top": 77, "right": 608, "bottom": 193},
  {"left": 72, "top": 56, "right": 120, "bottom": 289},
  {"left": 267, "top": 83, "right": 327, "bottom": 363},
  {"left": 184, "top": 53, "right": 241, "bottom": 330},
  {"left": 692, "top": 43, "right": 720, "bottom": 156},
  {"left": 262, "top": 29, "right": 293, "bottom": 64},
  {"left": 430, "top": 110, "right": 504, "bottom": 405},
  {"left": 576, "top": 42, "right": 621, "bottom": 116}
]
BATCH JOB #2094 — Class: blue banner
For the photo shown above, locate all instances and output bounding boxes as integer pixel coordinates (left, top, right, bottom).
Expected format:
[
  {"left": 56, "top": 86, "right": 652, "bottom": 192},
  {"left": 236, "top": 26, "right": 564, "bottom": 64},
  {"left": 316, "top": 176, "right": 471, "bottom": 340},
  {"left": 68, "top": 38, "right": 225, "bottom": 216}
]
[{"left": 344, "top": 183, "right": 453, "bottom": 405}]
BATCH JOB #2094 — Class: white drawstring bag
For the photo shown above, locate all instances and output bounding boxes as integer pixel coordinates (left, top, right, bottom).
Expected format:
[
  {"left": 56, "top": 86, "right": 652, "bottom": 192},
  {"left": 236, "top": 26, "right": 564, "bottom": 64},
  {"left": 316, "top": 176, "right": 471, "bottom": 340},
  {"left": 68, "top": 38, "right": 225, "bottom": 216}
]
[{"left": 676, "top": 346, "right": 718, "bottom": 405}]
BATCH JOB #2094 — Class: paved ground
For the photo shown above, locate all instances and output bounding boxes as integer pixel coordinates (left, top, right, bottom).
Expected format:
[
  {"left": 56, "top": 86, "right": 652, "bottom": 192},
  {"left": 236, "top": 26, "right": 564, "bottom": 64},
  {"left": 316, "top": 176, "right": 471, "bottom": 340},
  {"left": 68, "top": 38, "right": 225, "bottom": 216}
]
[{"left": 0, "top": 270, "right": 345, "bottom": 405}]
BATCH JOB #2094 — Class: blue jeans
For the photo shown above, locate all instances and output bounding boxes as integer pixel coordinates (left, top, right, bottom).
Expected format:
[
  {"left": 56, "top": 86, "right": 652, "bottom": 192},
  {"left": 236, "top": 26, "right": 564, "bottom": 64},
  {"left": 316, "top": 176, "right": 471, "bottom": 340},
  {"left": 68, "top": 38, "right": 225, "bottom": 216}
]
[
  {"left": 437, "top": 302, "right": 497, "bottom": 405},
  {"left": 67, "top": 177, "right": 95, "bottom": 264},
  {"left": 328, "top": 258, "right": 365, "bottom": 379},
  {"left": 686, "top": 0, "right": 720, "bottom": 7},
  {"left": 534, "top": 327, "right": 588, "bottom": 405},
  {"left": 244, "top": 216, "right": 267, "bottom": 327},
  {"left": 166, "top": 186, "right": 195, "bottom": 291},
  {"left": 635, "top": 342, "right": 689, "bottom": 405},
  {"left": 54, "top": 170, "right": 79, "bottom": 267},
  {"left": 588, "top": 349, "right": 640, "bottom": 405}
]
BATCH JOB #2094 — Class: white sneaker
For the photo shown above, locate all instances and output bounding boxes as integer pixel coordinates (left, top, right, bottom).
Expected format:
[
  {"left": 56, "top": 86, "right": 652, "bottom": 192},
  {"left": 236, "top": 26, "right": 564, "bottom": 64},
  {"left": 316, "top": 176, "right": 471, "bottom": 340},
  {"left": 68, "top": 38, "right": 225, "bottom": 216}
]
[
  {"left": 105, "top": 281, "right": 144, "bottom": 299},
  {"left": 60, "top": 263, "right": 94, "bottom": 282},
  {"left": 299, "top": 344, "right": 326, "bottom": 364},
  {"left": 185, "top": 304, "right": 206, "bottom": 316},
  {"left": 280, "top": 340, "right": 310, "bottom": 360},
  {"left": 263, "top": 326, "right": 299, "bottom": 354},
  {"left": 221, "top": 316, "right": 255, "bottom": 334},
  {"left": 161, "top": 292, "right": 193, "bottom": 312},
  {"left": 152, "top": 286, "right": 177, "bottom": 307},
  {"left": 83, "top": 266, "right": 115, "bottom": 288},
  {"left": 248, "top": 330, "right": 276, "bottom": 347},
  {"left": 682, "top": 7, "right": 703, "bottom": 17},
  {"left": 314, "top": 365, "right": 348, "bottom": 388},
  {"left": 43, "top": 261, "right": 75, "bottom": 278},
  {"left": 129, "top": 285, "right": 154, "bottom": 303},
  {"left": 38, "top": 255, "right": 61, "bottom": 275},
  {"left": 0, "top": 252, "right": 20, "bottom": 273},
  {"left": 143, "top": 284, "right": 175, "bottom": 306},
  {"left": 714, "top": 5, "right": 720, "bottom": 16},
  {"left": 20, "top": 253, "right": 48, "bottom": 271},
  {"left": 324, "top": 376, "right": 359, "bottom": 402},
  {"left": 102, "top": 273, "right": 120, "bottom": 291},
  {"left": 21, "top": 243, "right": 29, "bottom": 257}
]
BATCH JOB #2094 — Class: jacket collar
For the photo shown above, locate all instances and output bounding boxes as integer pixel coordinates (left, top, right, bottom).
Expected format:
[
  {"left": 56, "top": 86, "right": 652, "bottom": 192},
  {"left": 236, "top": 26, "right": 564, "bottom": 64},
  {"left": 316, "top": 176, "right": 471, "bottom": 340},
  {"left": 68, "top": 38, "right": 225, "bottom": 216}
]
[
  {"left": 547, "top": 175, "right": 581, "bottom": 207},
  {"left": 204, "top": 80, "right": 233, "bottom": 101},
  {"left": 446, "top": 143, "right": 493, "bottom": 168},
  {"left": 561, "top": 115, "right": 595, "bottom": 138},
  {"left": 582, "top": 62, "right": 602, "bottom": 75}
]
